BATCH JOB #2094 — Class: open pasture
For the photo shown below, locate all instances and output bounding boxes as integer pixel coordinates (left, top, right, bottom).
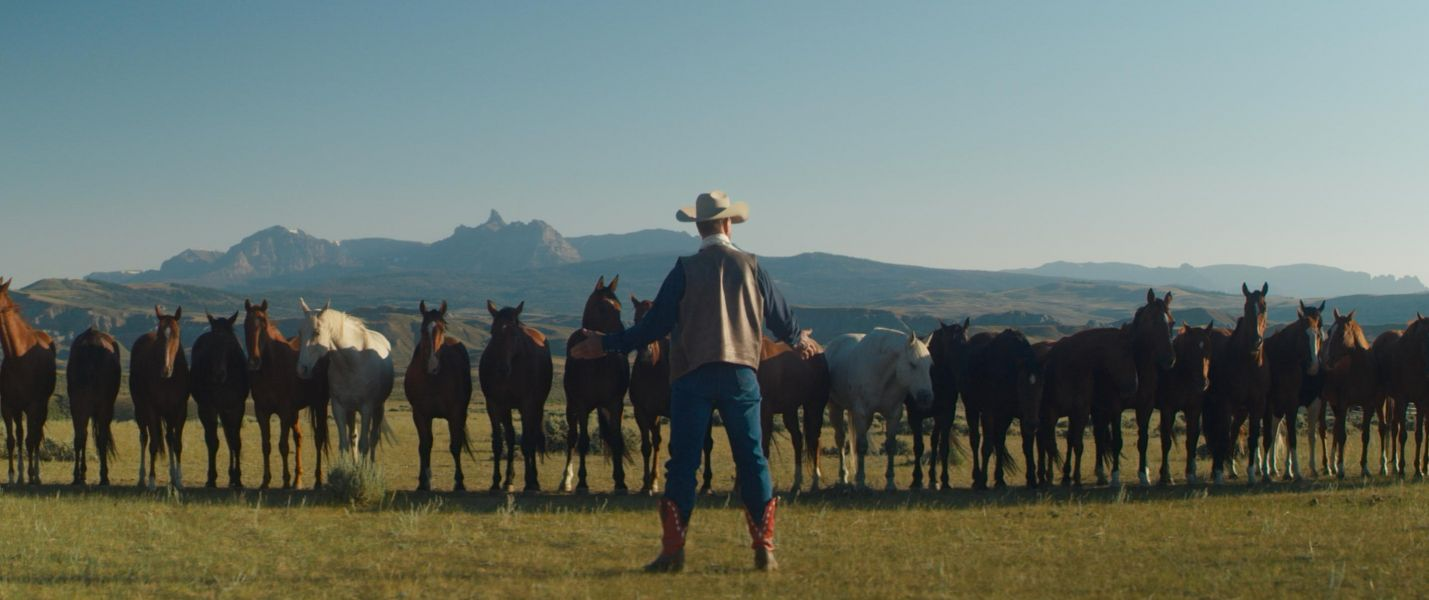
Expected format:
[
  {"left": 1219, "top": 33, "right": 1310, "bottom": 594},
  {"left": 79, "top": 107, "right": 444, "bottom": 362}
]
[{"left": 0, "top": 374, "right": 1424, "bottom": 598}]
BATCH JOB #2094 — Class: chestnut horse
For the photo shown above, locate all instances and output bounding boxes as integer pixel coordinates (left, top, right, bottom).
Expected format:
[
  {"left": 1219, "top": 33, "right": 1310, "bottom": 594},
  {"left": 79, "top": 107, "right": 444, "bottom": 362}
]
[
  {"left": 1371, "top": 330, "right": 1405, "bottom": 475},
  {"left": 1261, "top": 299, "right": 1324, "bottom": 481},
  {"left": 758, "top": 331, "right": 829, "bottom": 493},
  {"left": 1379, "top": 314, "right": 1429, "bottom": 477},
  {"left": 966, "top": 329, "right": 1043, "bottom": 489},
  {"left": 1039, "top": 327, "right": 1137, "bottom": 487},
  {"left": 1093, "top": 289, "right": 1176, "bottom": 487},
  {"left": 0, "top": 278, "right": 57, "bottom": 485},
  {"left": 1155, "top": 322, "right": 1217, "bottom": 485},
  {"left": 67, "top": 327, "right": 121, "bottom": 485},
  {"left": 562, "top": 276, "right": 631, "bottom": 493},
  {"left": 405, "top": 301, "right": 473, "bottom": 491},
  {"left": 244, "top": 299, "right": 330, "bottom": 489},
  {"left": 1320, "top": 309, "right": 1383, "bottom": 478},
  {"left": 912, "top": 318, "right": 969, "bottom": 491},
  {"left": 129, "top": 306, "right": 190, "bottom": 489},
  {"left": 479, "top": 301, "right": 553, "bottom": 492},
  {"left": 191, "top": 311, "right": 250, "bottom": 488},
  {"left": 627, "top": 296, "right": 713, "bottom": 495},
  {"left": 1205, "top": 283, "right": 1271, "bottom": 485}
]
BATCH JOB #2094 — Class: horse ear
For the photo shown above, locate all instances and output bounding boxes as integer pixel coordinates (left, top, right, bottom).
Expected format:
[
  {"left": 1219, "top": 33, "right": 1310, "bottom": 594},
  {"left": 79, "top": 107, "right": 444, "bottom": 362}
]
[
  {"left": 206, "top": 310, "right": 216, "bottom": 325},
  {"left": 229, "top": 310, "right": 239, "bottom": 323},
  {"left": 1347, "top": 309, "right": 1356, "bottom": 321},
  {"left": 1297, "top": 301, "right": 1306, "bottom": 319},
  {"left": 1164, "top": 291, "right": 1173, "bottom": 305},
  {"left": 962, "top": 317, "right": 971, "bottom": 329},
  {"left": 595, "top": 276, "right": 606, "bottom": 290},
  {"left": 515, "top": 301, "right": 525, "bottom": 317},
  {"left": 630, "top": 294, "right": 639, "bottom": 305},
  {"left": 486, "top": 300, "right": 498, "bottom": 317},
  {"left": 1419, "top": 312, "right": 1425, "bottom": 321},
  {"left": 906, "top": 330, "right": 917, "bottom": 345},
  {"left": 1147, "top": 288, "right": 1156, "bottom": 304},
  {"left": 155, "top": 305, "right": 164, "bottom": 319},
  {"left": 1333, "top": 308, "right": 1342, "bottom": 319},
  {"left": 0, "top": 278, "right": 9, "bottom": 294},
  {"left": 245, "top": 299, "right": 253, "bottom": 311},
  {"left": 938, "top": 319, "right": 947, "bottom": 329},
  {"left": 420, "top": 300, "right": 428, "bottom": 314},
  {"left": 174, "top": 306, "right": 182, "bottom": 321},
  {"left": 1318, "top": 300, "right": 1326, "bottom": 313},
  {"left": 260, "top": 299, "right": 268, "bottom": 312},
  {"left": 608, "top": 275, "right": 620, "bottom": 293},
  {"left": 1261, "top": 282, "right": 1269, "bottom": 295},
  {"left": 1242, "top": 283, "right": 1251, "bottom": 297},
  {"left": 322, "top": 299, "right": 331, "bottom": 312},
  {"left": 299, "top": 298, "right": 313, "bottom": 314},
  {"left": 439, "top": 300, "right": 448, "bottom": 316},
  {"left": 1206, "top": 320, "right": 1215, "bottom": 331}
]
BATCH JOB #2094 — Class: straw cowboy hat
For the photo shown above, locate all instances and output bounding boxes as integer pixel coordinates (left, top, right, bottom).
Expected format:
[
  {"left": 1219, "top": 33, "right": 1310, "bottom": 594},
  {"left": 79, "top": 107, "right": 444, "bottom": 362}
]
[{"left": 676, "top": 190, "right": 749, "bottom": 224}]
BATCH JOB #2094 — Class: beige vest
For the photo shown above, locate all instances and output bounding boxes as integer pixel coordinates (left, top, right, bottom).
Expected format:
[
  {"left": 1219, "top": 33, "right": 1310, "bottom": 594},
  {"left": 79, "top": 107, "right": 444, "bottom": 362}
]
[{"left": 669, "top": 244, "right": 764, "bottom": 381}]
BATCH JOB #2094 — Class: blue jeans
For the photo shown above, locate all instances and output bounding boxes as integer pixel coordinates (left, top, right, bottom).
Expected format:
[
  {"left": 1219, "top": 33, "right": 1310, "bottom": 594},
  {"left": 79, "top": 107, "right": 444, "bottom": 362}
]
[{"left": 665, "top": 363, "right": 773, "bottom": 524}]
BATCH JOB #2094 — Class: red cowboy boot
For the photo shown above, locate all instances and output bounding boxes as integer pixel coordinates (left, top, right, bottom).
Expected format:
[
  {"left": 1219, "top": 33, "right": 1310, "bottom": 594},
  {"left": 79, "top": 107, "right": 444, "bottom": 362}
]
[
  {"left": 644, "top": 498, "right": 686, "bottom": 573},
  {"left": 745, "top": 497, "right": 778, "bottom": 571}
]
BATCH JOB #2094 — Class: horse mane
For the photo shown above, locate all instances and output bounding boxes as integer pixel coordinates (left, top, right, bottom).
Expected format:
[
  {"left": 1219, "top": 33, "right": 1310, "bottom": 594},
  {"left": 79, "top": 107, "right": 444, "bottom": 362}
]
[{"left": 1332, "top": 318, "right": 1369, "bottom": 351}]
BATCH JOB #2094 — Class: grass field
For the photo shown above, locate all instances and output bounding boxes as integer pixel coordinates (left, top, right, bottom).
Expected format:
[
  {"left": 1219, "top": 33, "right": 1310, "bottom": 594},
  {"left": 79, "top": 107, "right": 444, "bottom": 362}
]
[{"left": 0, "top": 371, "right": 1424, "bottom": 598}]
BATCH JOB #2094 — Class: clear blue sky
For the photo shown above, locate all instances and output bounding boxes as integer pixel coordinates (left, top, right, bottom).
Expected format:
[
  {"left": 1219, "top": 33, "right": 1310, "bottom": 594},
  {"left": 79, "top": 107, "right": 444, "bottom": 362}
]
[{"left": 4, "top": 2, "right": 1427, "bottom": 287}]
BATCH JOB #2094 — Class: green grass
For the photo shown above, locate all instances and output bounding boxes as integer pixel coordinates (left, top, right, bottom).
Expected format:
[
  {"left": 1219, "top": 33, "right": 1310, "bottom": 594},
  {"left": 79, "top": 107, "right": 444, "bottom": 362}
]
[{"left": 2, "top": 374, "right": 1423, "bottom": 598}]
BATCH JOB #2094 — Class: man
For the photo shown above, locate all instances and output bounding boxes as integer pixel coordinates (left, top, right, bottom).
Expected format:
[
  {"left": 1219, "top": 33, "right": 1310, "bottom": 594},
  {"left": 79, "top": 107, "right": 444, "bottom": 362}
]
[{"left": 570, "top": 190, "right": 814, "bottom": 573}]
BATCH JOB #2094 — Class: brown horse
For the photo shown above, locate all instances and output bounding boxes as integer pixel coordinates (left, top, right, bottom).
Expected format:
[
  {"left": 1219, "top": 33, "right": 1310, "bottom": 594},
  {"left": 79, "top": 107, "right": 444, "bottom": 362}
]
[
  {"left": 1320, "top": 309, "right": 1383, "bottom": 478},
  {"left": 1371, "top": 330, "right": 1406, "bottom": 474},
  {"left": 1092, "top": 289, "right": 1176, "bottom": 487},
  {"left": 243, "top": 299, "right": 330, "bottom": 489},
  {"left": 0, "top": 278, "right": 57, "bottom": 485},
  {"left": 405, "top": 301, "right": 473, "bottom": 491},
  {"left": 1039, "top": 327, "right": 1138, "bottom": 487},
  {"left": 626, "top": 296, "right": 714, "bottom": 495},
  {"left": 1379, "top": 314, "right": 1429, "bottom": 477},
  {"left": 562, "top": 276, "right": 631, "bottom": 493},
  {"left": 913, "top": 318, "right": 968, "bottom": 491},
  {"left": 67, "top": 327, "right": 121, "bottom": 486},
  {"left": 966, "top": 328, "right": 1043, "bottom": 488},
  {"left": 1261, "top": 299, "right": 1324, "bottom": 481},
  {"left": 191, "top": 311, "right": 250, "bottom": 488},
  {"left": 479, "top": 300, "right": 553, "bottom": 492},
  {"left": 1205, "top": 283, "right": 1271, "bottom": 485},
  {"left": 1155, "top": 322, "right": 1217, "bottom": 485},
  {"left": 758, "top": 331, "right": 829, "bottom": 493},
  {"left": 129, "top": 305, "right": 190, "bottom": 489}
]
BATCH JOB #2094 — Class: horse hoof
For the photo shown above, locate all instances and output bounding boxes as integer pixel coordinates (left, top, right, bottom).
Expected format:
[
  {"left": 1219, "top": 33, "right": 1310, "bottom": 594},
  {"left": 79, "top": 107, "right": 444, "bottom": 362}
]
[
  {"left": 206, "top": 481, "right": 217, "bottom": 489},
  {"left": 231, "top": 482, "right": 244, "bottom": 490},
  {"left": 489, "top": 484, "right": 503, "bottom": 495},
  {"left": 523, "top": 484, "right": 541, "bottom": 494},
  {"left": 417, "top": 483, "right": 431, "bottom": 492},
  {"left": 453, "top": 483, "right": 466, "bottom": 493}
]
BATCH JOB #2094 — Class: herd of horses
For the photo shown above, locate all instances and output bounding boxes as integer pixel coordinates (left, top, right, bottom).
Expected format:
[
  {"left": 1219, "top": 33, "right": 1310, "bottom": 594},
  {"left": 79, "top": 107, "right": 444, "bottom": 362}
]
[{"left": 2, "top": 274, "right": 1428, "bottom": 494}]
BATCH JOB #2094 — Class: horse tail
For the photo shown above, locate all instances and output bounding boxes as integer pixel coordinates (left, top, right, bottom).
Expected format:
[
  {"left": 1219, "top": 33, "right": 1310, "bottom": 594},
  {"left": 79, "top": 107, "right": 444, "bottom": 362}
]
[
  {"left": 596, "top": 408, "right": 631, "bottom": 464},
  {"left": 151, "top": 418, "right": 169, "bottom": 458},
  {"left": 998, "top": 442, "right": 1020, "bottom": 476},
  {"left": 380, "top": 417, "right": 397, "bottom": 447},
  {"left": 94, "top": 418, "right": 118, "bottom": 461},
  {"left": 309, "top": 398, "right": 330, "bottom": 458},
  {"left": 522, "top": 408, "right": 548, "bottom": 457}
]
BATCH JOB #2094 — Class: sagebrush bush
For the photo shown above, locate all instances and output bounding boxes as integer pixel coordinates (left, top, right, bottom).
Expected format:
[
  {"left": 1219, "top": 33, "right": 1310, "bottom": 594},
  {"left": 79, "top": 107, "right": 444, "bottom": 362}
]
[{"left": 326, "top": 457, "right": 388, "bottom": 507}]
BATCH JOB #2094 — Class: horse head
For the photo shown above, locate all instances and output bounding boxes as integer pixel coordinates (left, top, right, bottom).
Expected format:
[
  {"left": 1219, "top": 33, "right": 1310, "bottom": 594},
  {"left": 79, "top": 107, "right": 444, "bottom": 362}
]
[
  {"left": 1241, "top": 282, "right": 1270, "bottom": 351},
  {"left": 1174, "top": 321, "right": 1216, "bottom": 393},
  {"left": 1133, "top": 288, "right": 1176, "bottom": 370},
  {"left": 631, "top": 295, "right": 661, "bottom": 367},
  {"left": 1296, "top": 299, "right": 1326, "bottom": 376},
  {"left": 296, "top": 297, "right": 333, "bottom": 380},
  {"left": 205, "top": 310, "right": 241, "bottom": 384},
  {"left": 154, "top": 305, "right": 183, "bottom": 379},
  {"left": 0, "top": 277, "right": 14, "bottom": 312},
  {"left": 242, "top": 299, "right": 272, "bottom": 371},
  {"left": 1322, "top": 308, "right": 1363, "bottom": 374},
  {"left": 581, "top": 275, "right": 624, "bottom": 334},
  {"left": 899, "top": 330, "right": 936, "bottom": 412},
  {"left": 486, "top": 299, "right": 525, "bottom": 378},
  {"left": 419, "top": 300, "right": 449, "bottom": 376}
]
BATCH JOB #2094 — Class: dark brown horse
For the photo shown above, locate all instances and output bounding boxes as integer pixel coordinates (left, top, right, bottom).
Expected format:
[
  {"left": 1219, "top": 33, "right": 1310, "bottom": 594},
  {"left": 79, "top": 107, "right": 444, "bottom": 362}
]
[
  {"left": 129, "top": 305, "right": 190, "bottom": 489},
  {"left": 965, "top": 329, "right": 1043, "bottom": 488},
  {"left": 1039, "top": 327, "right": 1138, "bottom": 487},
  {"left": 911, "top": 318, "right": 968, "bottom": 491},
  {"left": 1155, "top": 322, "right": 1217, "bottom": 485},
  {"left": 405, "top": 301, "right": 473, "bottom": 491},
  {"left": 1205, "top": 283, "right": 1271, "bottom": 485},
  {"left": 626, "top": 296, "right": 714, "bottom": 495},
  {"left": 1371, "top": 330, "right": 1406, "bottom": 474},
  {"left": 1320, "top": 309, "right": 1382, "bottom": 478},
  {"left": 758, "top": 331, "right": 829, "bottom": 493},
  {"left": 479, "top": 300, "right": 553, "bottom": 492},
  {"left": 1261, "top": 299, "right": 1324, "bottom": 481},
  {"left": 67, "top": 327, "right": 121, "bottom": 486},
  {"left": 1093, "top": 289, "right": 1176, "bottom": 487},
  {"left": 0, "top": 278, "right": 57, "bottom": 485},
  {"left": 1379, "top": 314, "right": 1429, "bottom": 477},
  {"left": 191, "top": 311, "right": 250, "bottom": 488},
  {"left": 243, "top": 299, "right": 330, "bottom": 489},
  {"left": 562, "top": 276, "right": 631, "bottom": 493}
]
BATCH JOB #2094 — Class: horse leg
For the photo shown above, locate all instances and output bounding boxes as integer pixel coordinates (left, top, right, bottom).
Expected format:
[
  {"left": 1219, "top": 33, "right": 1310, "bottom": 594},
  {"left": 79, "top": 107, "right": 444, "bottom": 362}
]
[
  {"left": 148, "top": 420, "right": 162, "bottom": 489},
  {"left": 1361, "top": 402, "right": 1375, "bottom": 478},
  {"left": 136, "top": 417, "right": 148, "bottom": 489},
  {"left": 559, "top": 413, "right": 578, "bottom": 493},
  {"left": 256, "top": 410, "right": 274, "bottom": 489},
  {"left": 330, "top": 402, "right": 353, "bottom": 462},
  {"left": 1333, "top": 406, "right": 1349, "bottom": 479},
  {"left": 1284, "top": 408, "right": 1300, "bottom": 481},
  {"left": 447, "top": 414, "right": 467, "bottom": 493},
  {"left": 786, "top": 411, "right": 804, "bottom": 493},
  {"left": 1305, "top": 399, "right": 1321, "bottom": 478},
  {"left": 520, "top": 408, "right": 542, "bottom": 493},
  {"left": 647, "top": 415, "right": 662, "bottom": 494},
  {"left": 967, "top": 404, "right": 983, "bottom": 490},
  {"left": 850, "top": 411, "right": 871, "bottom": 489},
  {"left": 1228, "top": 411, "right": 1245, "bottom": 480},
  {"left": 278, "top": 412, "right": 294, "bottom": 488},
  {"left": 4, "top": 414, "right": 15, "bottom": 485},
  {"left": 415, "top": 415, "right": 433, "bottom": 491},
  {"left": 291, "top": 416, "right": 305, "bottom": 488},
  {"left": 222, "top": 408, "right": 244, "bottom": 489},
  {"left": 1136, "top": 405, "right": 1153, "bottom": 486},
  {"left": 1158, "top": 407, "right": 1176, "bottom": 486},
  {"left": 1020, "top": 416, "right": 1038, "bottom": 488},
  {"left": 1186, "top": 405, "right": 1202, "bottom": 485},
  {"left": 503, "top": 412, "right": 518, "bottom": 491},
  {"left": 72, "top": 409, "right": 89, "bottom": 486},
  {"left": 607, "top": 407, "right": 629, "bottom": 492},
  {"left": 978, "top": 413, "right": 996, "bottom": 490},
  {"left": 198, "top": 404, "right": 220, "bottom": 488},
  {"left": 25, "top": 408, "right": 43, "bottom": 485},
  {"left": 1068, "top": 411, "right": 1087, "bottom": 487},
  {"left": 166, "top": 412, "right": 185, "bottom": 489},
  {"left": 1416, "top": 406, "right": 1426, "bottom": 478},
  {"left": 311, "top": 400, "right": 330, "bottom": 490},
  {"left": 1091, "top": 412, "right": 1111, "bottom": 486},
  {"left": 991, "top": 416, "right": 1010, "bottom": 489},
  {"left": 576, "top": 414, "right": 591, "bottom": 492},
  {"left": 883, "top": 407, "right": 903, "bottom": 491},
  {"left": 489, "top": 412, "right": 505, "bottom": 492},
  {"left": 829, "top": 403, "right": 849, "bottom": 486},
  {"left": 638, "top": 414, "right": 654, "bottom": 495},
  {"left": 908, "top": 415, "right": 925, "bottom": 490}
]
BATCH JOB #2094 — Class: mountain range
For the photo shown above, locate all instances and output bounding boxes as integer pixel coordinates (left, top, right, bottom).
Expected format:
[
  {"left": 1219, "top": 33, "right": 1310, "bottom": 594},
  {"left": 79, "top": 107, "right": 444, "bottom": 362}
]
[{"left": 1013, "top": 261, "right": 1427, "bottom": 298}]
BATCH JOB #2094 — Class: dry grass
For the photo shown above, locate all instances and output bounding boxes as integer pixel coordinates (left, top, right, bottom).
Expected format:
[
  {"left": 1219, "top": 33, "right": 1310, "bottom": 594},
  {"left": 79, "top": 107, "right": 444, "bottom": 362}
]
[{"left": 0, "top": 375, "right": 1424, "bottom": 598}]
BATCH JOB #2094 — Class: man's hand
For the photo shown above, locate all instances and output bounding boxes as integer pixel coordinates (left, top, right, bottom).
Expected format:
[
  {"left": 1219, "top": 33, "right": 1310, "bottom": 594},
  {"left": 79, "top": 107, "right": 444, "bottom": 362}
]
[
  {"left": 569, "top": 329, "right": 609, "bottom": 360},
  {"left": 793, "top": 330, "right": 818, "bottom": 360}
]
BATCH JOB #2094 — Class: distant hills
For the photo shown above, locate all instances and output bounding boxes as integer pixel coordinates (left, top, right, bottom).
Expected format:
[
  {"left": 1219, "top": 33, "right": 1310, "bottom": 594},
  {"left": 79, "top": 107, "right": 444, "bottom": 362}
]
[{"left": 1011, "top": 261, "right": 1427, "bottom": 298}]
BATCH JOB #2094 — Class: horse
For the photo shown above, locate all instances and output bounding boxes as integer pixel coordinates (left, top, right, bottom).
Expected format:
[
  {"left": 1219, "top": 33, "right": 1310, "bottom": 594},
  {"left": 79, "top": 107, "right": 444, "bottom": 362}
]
[
  {"left": 1371, "top": 331, "right": 1405, "bottom": 475},
  {"left": 965, "top": 329, "right": 1043, "bottom": 489},
  {"left": 1155, "top": 322, "right": 1217, "bottom": 485},
  {"left": 1031, "top": 341, "right": 1056, "bottom": 485},
  {"left": 1205, "top": 283, "right": 1271, "bottom": 485},
  {"left": 66, "top": 327, "right": 120, "bottom": 486},
  {"left": 128, "top": 305, "right": 190, "bottom": 489},
  {"left": 1319, "top": 309, "right": 1383, "bottom": 478},
  {"left": 912, "top": 318, "right": 968, "bottom": 491},
  {"left": 0, "top": 277, "right": 57, "bottom": 485},
  {"left": 244, "top": 299, "right": 330, "bottom": 489},
  {"left": 758, "top": 331, "right": 829, "bottom": 493},
  {"left": 1261, "top": 299, "right": 1324, "bottom": 481},
  {"left": 1379, "top": 314, "right": 1429, "bottom": 477},
  {"left": 825, "top": 327, "right": 935, "bottom": 490},
  {"left": 297, "top": 299, "right": 394, "bottom": 463},
  {"left": 561, "top": 276, "right": 631, "bottom": 493},
  {"left": 957, "top": 331, "right": 995, "bottom": 487},
  {"left": 479, "top": 300, "right": 553, "bottom": 493},
  {"left": 191, "top": 311, "right": 250, "bottom": 488},
  {"left": 626, "top": 295, "right": 714, "bottom": 495},
  {"left": 1091, "top": 289, "right": 1177, "bottom": 487},
  {"left": 404, "top": 301, "right": 473, "bottom": 491},
  {"left": 1039, "top": 327, "right": 1137, "bottom": 487}
]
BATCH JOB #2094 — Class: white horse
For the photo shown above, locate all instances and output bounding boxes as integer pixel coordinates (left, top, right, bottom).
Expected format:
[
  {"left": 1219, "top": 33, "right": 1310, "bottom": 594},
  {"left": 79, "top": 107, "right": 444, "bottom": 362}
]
[
  {"left": 825, "top": 328, "right": 936, "bottom": 490},
  {"left": 296, "top": 299, "right": 394, "bottom": 462}
]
